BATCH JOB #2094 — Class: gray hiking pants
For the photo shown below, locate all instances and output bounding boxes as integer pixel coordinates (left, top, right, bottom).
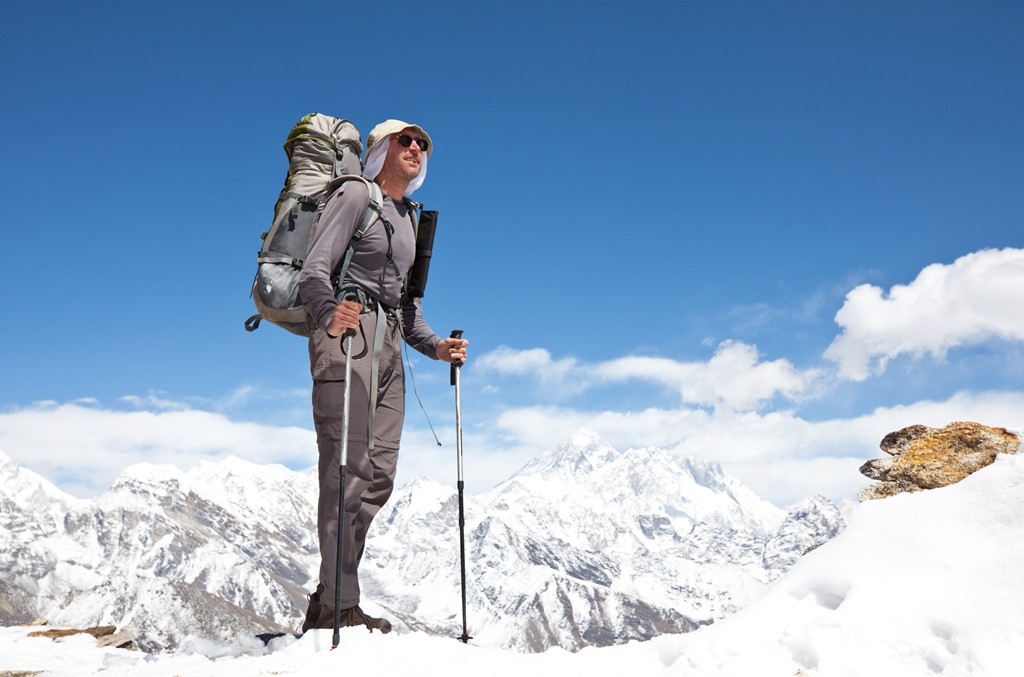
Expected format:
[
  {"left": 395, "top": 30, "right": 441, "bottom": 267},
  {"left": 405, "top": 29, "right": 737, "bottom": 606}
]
[{"left": 312, "top": 307, "right": 404, "bottom": 610}]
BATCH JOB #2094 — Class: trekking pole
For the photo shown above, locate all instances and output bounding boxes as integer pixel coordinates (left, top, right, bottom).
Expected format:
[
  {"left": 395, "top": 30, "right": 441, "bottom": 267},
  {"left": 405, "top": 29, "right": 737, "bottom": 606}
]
[
  {"left": 449, "top": 329, "right": 472, "bottom": 644},
  {"left": 332, "top": 302, "right": 359, "bottom": 650}
]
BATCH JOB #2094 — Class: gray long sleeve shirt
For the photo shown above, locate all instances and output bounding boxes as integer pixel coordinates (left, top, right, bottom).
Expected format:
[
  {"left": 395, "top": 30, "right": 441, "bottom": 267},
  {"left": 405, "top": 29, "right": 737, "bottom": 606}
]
[{"left": 298, "top": 180, "right": 440, "bottom": 375}]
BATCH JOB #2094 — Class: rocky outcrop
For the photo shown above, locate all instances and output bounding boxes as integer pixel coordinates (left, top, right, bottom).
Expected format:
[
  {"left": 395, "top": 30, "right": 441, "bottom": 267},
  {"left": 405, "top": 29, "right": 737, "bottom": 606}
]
[
  {"left": 26, "top": 623, "right": 136, "bottom": 650},
  {"left": 859, "top": 421, "right": 1021, "bottom": 500}
]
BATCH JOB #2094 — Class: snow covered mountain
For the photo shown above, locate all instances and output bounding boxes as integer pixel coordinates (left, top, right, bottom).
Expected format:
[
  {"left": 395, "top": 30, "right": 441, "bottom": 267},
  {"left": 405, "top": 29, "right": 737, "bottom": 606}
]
[
  {"left": 9, "top": 454, "right": 1019, "bottom": 677},
  {"left": 0, "top": 429, "right": 844, "bottom": 653},
  {"left": 0, "top": 453, "right": 314, "bottom": 650}
]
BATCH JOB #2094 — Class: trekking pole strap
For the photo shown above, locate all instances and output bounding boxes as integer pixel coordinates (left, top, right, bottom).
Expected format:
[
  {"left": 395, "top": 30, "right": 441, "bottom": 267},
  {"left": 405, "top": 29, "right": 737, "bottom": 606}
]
[
  {"left": 365, "top": 306, "right": 388, "bottom": 453},
  {"left": 334, "top": 284, "right": 391, "bottom": 453}
]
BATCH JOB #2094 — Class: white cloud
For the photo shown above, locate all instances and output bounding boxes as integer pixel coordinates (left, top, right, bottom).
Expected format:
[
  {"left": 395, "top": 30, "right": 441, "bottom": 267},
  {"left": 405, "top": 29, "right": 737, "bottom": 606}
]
[
  {"left": 119, "top": 393, "right": 192, "bottom": 411},
  {"left": 675, "top": 340, "right": 820, "bottom": 410},
  {"left": 479, "top": 341, "right": 820, "bottom": 412},
  {"left": 476, "top": 347, "right": 588, "bottom": 397},
  {"left": 477, "top": 347, "right": 565, "bottom": 374},
  {"left": 3, "top": 389, "right": 1022, "bottom": 509},
  {"left": 825, "top": 248, "right": 1024, "bottom": 381},
  {"left": 0, "top": 402, "right": 314, "bottom": 498},
  {"left": 727, "top": 455, "right": 868, "bottom": 507},
  {"left": 428, "top": 389, "right": 1024, "bottom": 507}
]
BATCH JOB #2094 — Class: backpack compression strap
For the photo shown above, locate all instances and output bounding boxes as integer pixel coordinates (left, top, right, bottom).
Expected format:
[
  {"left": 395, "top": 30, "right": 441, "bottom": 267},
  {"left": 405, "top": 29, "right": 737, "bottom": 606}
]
[{"left": 244, "top": 177, "right": 382, "bottom": 334}]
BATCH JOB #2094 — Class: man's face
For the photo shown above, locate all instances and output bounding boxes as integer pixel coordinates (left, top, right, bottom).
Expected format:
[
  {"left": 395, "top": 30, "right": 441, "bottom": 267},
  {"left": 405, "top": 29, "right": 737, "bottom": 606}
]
[{"left": 383, "top": 128, "right": 427, "bottom": 182}]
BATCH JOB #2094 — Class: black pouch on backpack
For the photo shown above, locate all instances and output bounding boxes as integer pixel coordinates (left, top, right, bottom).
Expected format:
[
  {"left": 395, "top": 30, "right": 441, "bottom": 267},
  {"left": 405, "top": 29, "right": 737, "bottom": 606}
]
[{"left": 406, "top": 209, "right": 438, "bottom": 298}]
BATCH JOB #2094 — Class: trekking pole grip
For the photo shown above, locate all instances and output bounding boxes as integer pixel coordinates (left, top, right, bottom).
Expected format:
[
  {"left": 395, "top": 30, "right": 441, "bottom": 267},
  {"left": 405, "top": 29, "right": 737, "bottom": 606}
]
[
  {"left": 340, "top": 289, "right": 361, "bottom": 339},
  {"left": 449, "top": 329, "right": 464, "bottom": 386}
]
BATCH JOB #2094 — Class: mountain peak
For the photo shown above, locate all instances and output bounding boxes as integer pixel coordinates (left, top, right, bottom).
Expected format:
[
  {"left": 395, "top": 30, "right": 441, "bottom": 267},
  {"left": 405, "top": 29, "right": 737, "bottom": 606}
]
[
  {"left": 514, "top": 428, "right": 621, "bottom": 478},
  {"left": 0, "top": 447, "right": 79, "bottom": 511}
]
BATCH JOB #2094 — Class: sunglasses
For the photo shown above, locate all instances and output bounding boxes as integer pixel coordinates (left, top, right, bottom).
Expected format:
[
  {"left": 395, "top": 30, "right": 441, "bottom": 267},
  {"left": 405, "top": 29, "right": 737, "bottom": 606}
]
[{"left": 395, "top": 133, "right": 429, "bottom": 153}]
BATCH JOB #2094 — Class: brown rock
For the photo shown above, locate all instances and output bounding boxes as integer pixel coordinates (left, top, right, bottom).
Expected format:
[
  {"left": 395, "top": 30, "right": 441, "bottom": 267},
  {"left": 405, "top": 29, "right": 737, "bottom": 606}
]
[
  {"left": 860, "top": 421, "right": 1020, "bottom": 501},
  {"left": 22, "top": 622, "right": 137, "bottom": 650},
  {"left": 97, "top": 630, "right": 137, "bottom": 650},
  {"left": 27, "top": 625, "right": 117, "bottom": 641},
  {"left": 879, "top": 424, "right": 933, "bottom": 456},
  {"left": 858, "top": 456, "right": 894, "bottom": 481}
]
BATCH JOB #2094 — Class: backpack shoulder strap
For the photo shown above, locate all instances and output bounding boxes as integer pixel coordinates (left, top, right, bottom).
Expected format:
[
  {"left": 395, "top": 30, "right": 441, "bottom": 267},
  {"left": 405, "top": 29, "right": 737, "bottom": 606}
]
[
  {"left": 360, "top": 179, "right": 384, "bottom": 236},
  {"left": 323, "top": 175, "right": 382, "bottom": 232},
  {"left": 404, "top": 198, "right": 421, "bottom": 241},
  {"left": 328, "top": 175, "right": 383, "bottom": 297}
]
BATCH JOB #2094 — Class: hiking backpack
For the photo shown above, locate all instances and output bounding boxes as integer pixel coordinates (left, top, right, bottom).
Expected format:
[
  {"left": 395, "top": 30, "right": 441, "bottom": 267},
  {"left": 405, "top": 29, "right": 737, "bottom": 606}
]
[
  {"left": 245, "top": 112, "right": 439, "bottom": 337},
  {"left": 245, "top": 113, "right": 383, "bottom": 337}
]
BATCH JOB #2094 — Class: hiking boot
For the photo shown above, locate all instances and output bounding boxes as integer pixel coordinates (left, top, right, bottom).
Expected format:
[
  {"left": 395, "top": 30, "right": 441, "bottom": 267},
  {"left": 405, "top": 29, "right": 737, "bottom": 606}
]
[
  {"left": 301, "top": 591, "right": 322, "bottom": 633},
  {"left": 314, "top": 604, "right": 392, "bottom": 634},
  {"left": 348, "top": 605, "right": 392, "bottom": 634}
]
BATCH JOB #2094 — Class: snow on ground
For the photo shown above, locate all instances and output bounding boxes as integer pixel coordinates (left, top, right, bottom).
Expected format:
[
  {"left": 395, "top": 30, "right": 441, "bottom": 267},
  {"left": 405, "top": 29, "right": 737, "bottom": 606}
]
[
  {"left": 0, "top": 627, "right": 674, "bottom": 677},
  {"left": 4, "top": 455, "right": 1024, "bottom": 676}
]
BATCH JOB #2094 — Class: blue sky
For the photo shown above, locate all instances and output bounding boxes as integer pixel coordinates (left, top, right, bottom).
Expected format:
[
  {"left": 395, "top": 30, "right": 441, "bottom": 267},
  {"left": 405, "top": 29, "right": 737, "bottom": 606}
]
[{"left": 1, "top": 1, "right": 1022, "bottom": 506}]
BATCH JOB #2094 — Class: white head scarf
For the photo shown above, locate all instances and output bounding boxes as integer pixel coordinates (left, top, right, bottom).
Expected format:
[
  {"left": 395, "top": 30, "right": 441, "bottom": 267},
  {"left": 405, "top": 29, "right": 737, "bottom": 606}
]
[
  {"left": 362, "top": 120, "right": 431, "bottom": 197},
  {"left": 362, "top": 136, "right": 429, "bottom": 196}
]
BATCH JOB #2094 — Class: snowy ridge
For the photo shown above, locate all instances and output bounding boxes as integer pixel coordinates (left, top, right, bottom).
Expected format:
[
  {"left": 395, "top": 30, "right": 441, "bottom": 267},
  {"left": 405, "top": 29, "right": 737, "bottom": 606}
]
[
  {"left": 3, "top": 455, "right": 1022, "bottom": 675},
  {"left": 0, "top": 432, "right": 843, "bottom": 653},
  {"left": 359, "top": 429, "right": 842, "bottom": 651},
  {"left": 1, "top": 450, "right": 315, "bottom": 651}
]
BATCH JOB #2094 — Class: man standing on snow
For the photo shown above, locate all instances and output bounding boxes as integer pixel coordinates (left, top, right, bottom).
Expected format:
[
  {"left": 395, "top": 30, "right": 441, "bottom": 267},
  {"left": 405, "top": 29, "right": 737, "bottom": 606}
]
[{"left": 297, "top": 119, "right": 469, "bottom": 633}]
